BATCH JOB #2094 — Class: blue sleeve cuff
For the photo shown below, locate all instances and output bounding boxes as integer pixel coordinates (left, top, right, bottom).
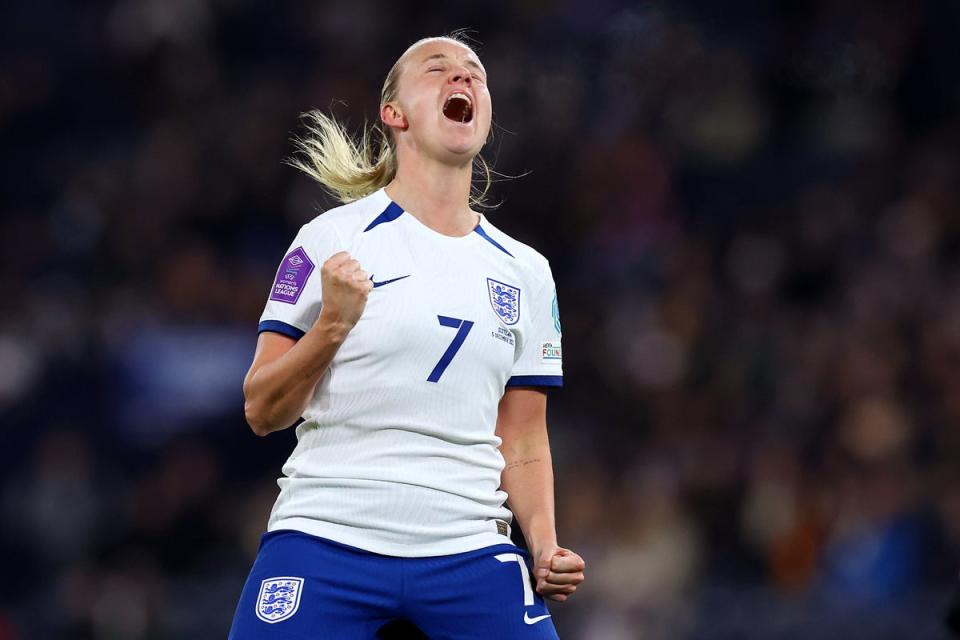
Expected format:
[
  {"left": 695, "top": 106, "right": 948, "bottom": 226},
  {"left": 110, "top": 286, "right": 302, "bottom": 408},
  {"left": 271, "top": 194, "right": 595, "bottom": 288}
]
[
  {"left": 505, "top": 375, "right": 563, "bottom": 388},
  {"left": 258, "top": 320, "right": 306, "bottom": 340}
]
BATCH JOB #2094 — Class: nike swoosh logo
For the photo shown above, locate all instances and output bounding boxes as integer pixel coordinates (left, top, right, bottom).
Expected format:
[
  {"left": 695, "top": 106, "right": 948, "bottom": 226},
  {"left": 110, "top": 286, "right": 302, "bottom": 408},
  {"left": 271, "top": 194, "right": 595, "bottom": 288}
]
[
  {"left": 370, "top": 274, "right": 411, "bottom": 288},
  {"left": 524, "top": 612, "right": 552, "bottom": 625}
]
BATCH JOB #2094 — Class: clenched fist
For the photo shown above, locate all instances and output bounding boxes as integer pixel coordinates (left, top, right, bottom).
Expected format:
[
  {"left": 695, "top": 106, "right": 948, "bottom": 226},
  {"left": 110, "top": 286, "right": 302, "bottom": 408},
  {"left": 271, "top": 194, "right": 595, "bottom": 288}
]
[
  {"left": 533, "top": 545, "right": 585, "bottom": 602},
  {"left": 317, "top": 251, "right": 373, "bottom": 330}
]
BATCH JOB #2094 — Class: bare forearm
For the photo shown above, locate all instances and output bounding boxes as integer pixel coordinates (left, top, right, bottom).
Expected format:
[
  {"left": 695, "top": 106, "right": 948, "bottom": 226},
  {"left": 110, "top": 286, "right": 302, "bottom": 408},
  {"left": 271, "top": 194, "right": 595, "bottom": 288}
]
[
  {"left": 244, "top": 314, "right": 350, "bottom": 434},
  {"left": 500, "top": 438, "right": 557, "bottom": 547},
  {"left": 501, "top": 429, "right": 584, "bottom": 603}
]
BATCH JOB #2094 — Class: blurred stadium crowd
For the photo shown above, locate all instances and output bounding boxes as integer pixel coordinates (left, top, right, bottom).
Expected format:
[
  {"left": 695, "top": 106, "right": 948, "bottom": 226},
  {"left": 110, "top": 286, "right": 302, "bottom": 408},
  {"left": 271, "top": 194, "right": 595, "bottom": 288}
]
[{"left": 2, "top": 0, "right": 960, "bottom": 638}]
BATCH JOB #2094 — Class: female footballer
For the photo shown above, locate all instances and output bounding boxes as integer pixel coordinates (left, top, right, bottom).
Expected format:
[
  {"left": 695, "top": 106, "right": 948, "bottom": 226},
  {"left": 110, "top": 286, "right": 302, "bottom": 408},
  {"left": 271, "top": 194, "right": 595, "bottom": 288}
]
[{"left": 229, "top": 34, "right": 585, "bottom": 639}]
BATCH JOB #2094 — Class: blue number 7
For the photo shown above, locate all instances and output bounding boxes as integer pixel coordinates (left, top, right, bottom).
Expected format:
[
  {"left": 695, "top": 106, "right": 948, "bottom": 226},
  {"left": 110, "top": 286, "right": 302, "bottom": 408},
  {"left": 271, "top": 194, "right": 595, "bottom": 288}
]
[{"left": 427, "top": 316, "right": 474, "bottom": 383}]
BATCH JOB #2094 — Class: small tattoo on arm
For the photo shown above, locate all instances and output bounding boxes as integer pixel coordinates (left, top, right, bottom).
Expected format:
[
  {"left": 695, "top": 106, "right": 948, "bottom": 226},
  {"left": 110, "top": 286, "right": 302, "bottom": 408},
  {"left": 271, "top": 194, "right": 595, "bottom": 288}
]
[{"left": 505, "top": 458, "right": 541, "bottom": 471}]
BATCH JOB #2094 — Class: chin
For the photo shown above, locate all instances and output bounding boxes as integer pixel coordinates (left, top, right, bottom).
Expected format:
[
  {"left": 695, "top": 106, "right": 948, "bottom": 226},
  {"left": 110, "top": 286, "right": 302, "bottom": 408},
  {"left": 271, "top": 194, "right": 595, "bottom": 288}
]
[
  {"left": 436, "top": 136, "right": 483, "bottom": 163},
  {"left": 446, "top": 139, "right": 480, "bottom": 156},
  {"left": 442, "top": 126, "right": 488, "bottom": 158}
]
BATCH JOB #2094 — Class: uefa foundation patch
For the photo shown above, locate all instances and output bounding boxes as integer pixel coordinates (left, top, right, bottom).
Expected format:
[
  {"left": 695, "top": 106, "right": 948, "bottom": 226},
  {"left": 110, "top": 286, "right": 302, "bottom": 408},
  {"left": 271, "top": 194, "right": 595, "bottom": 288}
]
[
  {"left": 270, "top": 247, "right": 314, "bottom": 304},
  {"left": 256, "top": 577, "right": 304, "bottom": 623},
  {"left": 541, "top": 342, "right": 562, "bottom": 363}
]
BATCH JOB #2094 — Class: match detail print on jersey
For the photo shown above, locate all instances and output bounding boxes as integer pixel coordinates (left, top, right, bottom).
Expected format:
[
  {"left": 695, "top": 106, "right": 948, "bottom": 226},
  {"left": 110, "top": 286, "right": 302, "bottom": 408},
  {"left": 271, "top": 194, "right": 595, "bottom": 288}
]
[{"left": 269, "top": 247, "right": 315, "bottom": 304}]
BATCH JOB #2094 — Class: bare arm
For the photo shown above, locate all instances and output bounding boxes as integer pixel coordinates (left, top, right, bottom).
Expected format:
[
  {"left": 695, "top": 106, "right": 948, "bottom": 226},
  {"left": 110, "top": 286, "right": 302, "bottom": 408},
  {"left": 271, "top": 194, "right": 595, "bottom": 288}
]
[
  {"left": 243, "top": 251, "right": 372, "bottom": 436},
  {"left": 497, "top": 388, "right": 557, "bottom": 550},
  {"left": 496, "top": 388, "right": 585, "bottom": 601}
]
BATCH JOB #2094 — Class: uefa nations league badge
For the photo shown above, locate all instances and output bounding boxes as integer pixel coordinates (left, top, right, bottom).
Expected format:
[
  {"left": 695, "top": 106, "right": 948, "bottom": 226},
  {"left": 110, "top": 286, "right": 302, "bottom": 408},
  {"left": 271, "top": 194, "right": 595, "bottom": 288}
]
[
  {"left": 270, "top": 247, "right": 314, "bottom": 304},
  {"left": 487, "top": 278, "right": 521, "bottom": 325},
  {"left": 255, "top": 577, "right": 304, "bottom": 624}
]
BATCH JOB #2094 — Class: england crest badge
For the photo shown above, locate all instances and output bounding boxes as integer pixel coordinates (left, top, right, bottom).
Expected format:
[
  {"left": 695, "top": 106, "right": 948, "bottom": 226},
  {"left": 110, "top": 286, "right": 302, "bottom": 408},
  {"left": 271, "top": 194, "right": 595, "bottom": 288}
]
[
  {"left": 487, "top": 278, "right": 521, "bottom": 326},
  {"left": 255, "top": 577, "right": 304, "bottom": 624}
]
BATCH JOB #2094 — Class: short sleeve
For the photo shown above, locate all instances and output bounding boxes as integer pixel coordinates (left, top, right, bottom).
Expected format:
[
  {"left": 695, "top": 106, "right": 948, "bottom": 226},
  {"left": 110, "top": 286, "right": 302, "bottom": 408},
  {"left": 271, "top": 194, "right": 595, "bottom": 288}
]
[
  {"left": 505, "top": 269, "right": 563, "bottom": 388},
  {"left": 257, "top": 220, "right": 339, "bottom": 340}
]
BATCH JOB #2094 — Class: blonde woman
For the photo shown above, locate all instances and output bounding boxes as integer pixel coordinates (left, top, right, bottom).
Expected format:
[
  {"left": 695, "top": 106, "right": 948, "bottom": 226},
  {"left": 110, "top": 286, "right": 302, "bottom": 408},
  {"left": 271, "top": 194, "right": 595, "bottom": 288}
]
[{"left": 229, "top": 35, "right": 585, "bottom": 639}]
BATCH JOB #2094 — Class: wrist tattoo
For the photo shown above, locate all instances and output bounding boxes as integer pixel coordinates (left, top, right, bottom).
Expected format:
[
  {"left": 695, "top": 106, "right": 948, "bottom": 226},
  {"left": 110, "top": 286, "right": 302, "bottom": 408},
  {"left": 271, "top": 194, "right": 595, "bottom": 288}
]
[{"left": 505, "top": 457, "right": 541, "bottom": 471}]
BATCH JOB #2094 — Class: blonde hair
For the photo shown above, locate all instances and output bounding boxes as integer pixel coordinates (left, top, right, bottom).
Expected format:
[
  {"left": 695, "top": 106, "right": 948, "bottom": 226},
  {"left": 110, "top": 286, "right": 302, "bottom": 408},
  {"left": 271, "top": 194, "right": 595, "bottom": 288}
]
[{"left": 288, "top": 35, "right": 494, "bottom": 207}]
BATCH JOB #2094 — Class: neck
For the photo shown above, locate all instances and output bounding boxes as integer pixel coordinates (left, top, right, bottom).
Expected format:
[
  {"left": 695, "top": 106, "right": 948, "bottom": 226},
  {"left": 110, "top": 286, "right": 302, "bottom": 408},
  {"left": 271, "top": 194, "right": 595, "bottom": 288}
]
[{"left": 385, "top": 151, "right": 478, "bottom": 237}]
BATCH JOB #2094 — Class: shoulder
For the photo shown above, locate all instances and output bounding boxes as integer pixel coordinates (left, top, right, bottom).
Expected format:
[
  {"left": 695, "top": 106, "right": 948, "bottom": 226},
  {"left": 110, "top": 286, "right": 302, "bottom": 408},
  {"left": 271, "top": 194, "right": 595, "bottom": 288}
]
[
  {"left": 478, "top": 216, "right": 554, "bottom": 289},
  {"left": 299, "top": 189, "right": 393, "bottom": 245}
]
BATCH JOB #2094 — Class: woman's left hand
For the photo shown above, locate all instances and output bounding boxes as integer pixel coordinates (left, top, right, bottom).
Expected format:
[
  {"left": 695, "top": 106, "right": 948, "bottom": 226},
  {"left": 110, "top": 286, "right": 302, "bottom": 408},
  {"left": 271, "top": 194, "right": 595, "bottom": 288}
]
[{"left": 532, "top": 545, "right": 585, "bottom": 602}]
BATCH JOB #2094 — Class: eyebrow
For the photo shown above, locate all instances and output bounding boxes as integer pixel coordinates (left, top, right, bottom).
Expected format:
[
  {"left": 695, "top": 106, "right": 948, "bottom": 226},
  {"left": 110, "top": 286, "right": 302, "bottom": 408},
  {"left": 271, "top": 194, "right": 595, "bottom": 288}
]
[{"left": 421, "top": 52, "right": 486, "bottom": 75}]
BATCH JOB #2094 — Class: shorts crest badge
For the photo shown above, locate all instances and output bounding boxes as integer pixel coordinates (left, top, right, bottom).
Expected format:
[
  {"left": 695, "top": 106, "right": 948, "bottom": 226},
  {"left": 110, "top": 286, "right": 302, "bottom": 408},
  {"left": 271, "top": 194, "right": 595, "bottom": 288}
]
[
  {"left": 487, "top": 278, "right": 521, "bottom": 326},
  {"left": 255, "top": 577, "right": 304, "bottom": 624}
]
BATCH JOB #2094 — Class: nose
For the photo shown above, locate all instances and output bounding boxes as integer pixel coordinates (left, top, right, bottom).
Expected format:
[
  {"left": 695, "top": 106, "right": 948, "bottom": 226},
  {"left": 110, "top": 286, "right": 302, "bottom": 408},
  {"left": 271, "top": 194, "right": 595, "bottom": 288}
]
[{"left": 449, "top": 66, "right": 472, "bottom": 85}]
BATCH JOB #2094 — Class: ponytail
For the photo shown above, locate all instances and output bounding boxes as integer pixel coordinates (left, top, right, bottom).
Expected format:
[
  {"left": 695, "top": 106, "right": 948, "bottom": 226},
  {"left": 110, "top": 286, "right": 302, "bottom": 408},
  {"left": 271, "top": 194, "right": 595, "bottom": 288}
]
[{"left": 287, "top": 111, "right": 396, "bottom": 204}]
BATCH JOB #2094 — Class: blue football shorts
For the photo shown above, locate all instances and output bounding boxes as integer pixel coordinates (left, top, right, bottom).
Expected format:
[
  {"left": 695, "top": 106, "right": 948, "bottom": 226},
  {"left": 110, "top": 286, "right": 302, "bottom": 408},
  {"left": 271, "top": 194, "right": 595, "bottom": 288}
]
[{"left": 228, "top": 529, "right": 560, "bottom": 639}]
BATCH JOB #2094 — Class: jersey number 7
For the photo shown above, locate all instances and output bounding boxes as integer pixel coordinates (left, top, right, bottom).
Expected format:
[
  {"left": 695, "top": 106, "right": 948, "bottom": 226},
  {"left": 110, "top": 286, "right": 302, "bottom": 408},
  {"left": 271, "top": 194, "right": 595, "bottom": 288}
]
[{"left": 427, "top": 316, "right": 474, "bottom": 383}]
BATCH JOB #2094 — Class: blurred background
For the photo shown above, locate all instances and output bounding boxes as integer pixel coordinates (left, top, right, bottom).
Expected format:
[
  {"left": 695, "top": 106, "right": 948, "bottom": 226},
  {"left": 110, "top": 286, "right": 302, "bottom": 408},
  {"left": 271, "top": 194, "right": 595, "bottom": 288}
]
[{"left": 2, "top": 0, "right": 960, "bottom": 638}]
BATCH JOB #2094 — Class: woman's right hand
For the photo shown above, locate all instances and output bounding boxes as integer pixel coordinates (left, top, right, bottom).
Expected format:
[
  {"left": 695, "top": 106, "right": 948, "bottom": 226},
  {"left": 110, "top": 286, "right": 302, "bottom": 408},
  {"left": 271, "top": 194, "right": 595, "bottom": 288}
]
[
  {"left": 317, "top": 251, "right": 374, "bottom": 331},
  {"left": 244, "top": 250, "right": 371, "bottom": 435}
]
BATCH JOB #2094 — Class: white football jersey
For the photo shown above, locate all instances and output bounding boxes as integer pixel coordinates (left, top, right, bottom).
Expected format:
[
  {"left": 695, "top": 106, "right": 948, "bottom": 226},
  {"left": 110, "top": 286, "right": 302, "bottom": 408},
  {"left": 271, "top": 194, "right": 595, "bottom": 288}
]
[{"left": 258, "top": 188, "right": 563, "bottom": 557}]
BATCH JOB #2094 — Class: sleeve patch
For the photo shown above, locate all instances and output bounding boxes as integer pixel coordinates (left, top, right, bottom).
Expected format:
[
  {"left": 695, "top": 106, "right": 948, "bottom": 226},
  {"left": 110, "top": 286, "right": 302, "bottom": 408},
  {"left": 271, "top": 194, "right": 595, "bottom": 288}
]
[
  {"left": 551, "top": 288, "right": 562, "bottom": 335},
  {"left": 541, "top": 342, "right": 562, "bottom": 363},
  {"left": 269, "top": 246, "right": 315, "bottom": 304}
]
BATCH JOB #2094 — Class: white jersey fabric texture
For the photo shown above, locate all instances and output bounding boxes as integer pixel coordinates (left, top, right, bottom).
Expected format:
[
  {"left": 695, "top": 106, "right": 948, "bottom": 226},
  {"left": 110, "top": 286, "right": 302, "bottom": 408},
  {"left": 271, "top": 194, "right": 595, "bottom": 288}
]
[{"left": 257, "top": 188, "right": 563, "bottom": 557}]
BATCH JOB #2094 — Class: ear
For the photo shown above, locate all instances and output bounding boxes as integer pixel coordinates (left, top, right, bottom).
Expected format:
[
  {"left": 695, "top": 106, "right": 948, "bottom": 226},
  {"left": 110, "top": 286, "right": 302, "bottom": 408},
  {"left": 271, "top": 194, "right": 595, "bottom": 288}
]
[{"left": 380, "top": 102, "right": 408, "bottom": 132}]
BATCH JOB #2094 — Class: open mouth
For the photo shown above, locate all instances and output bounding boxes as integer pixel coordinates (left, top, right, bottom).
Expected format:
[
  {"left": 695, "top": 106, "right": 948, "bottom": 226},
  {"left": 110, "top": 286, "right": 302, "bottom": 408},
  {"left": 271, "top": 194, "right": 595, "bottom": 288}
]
[{"left": 442, "top": 92, "right": 474, "bottom": 123}]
